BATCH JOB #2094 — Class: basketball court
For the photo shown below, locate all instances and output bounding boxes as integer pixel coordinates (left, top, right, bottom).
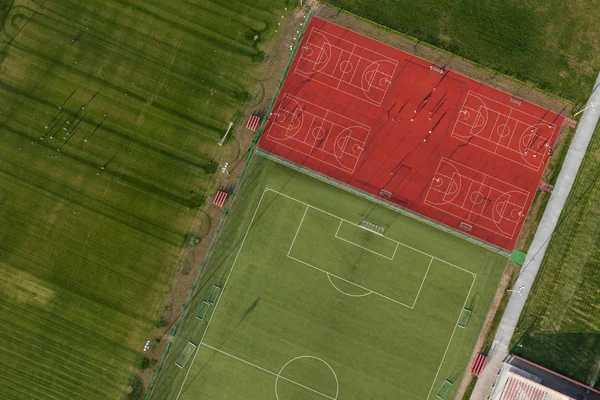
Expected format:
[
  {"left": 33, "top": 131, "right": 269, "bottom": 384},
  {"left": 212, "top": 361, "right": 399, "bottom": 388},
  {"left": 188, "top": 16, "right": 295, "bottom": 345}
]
[{"left": 259, "top": 17, "right": 564, "bottom": 251}]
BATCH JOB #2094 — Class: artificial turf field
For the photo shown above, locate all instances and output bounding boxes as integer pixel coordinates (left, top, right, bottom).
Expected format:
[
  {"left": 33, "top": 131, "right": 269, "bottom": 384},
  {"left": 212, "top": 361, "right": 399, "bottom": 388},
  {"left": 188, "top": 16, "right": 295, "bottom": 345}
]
[
  {"left": 150, "top": 156, "right": 506, "bottom": 400},
  {"left": 0, "top": 0, "right": 293, "bottom": 398}
]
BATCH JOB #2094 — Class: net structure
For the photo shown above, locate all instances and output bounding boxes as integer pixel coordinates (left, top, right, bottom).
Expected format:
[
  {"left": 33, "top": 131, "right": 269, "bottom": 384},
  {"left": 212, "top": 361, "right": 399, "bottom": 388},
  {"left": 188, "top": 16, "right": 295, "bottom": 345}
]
[
  {"left": 144, "top": 10, "right": 314, "bottom": 399},
  {"left": 436, "top": 380, "right": 453, "bottom": 399},
  {"left": 256, "top": 149, "right": 510, "bottom": 257},
  {"left": 458, "top": 308, "right": 472, "bottom": 328}
]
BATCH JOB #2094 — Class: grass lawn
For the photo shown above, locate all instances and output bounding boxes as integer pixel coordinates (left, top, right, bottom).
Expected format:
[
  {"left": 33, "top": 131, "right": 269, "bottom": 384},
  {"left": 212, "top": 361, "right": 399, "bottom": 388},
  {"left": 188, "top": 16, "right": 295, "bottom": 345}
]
[
  {"left": 325, "top": 0, "right": 599, "bottom": 102},
  {"left": 513, "top": 124, "right": 600, "bottom": 389},
  {"left": 149, "top": 156, "right": 506, "bottom": 400},
  {"left": 0, "top": 0, "right": 292, "bottom": 398}
]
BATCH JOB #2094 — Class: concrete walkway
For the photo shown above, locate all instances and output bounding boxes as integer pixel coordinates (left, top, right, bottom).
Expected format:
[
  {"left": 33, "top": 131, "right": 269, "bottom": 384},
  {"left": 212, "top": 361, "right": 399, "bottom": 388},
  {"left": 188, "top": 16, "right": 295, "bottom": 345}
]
[{"left": 471, "top": 71, "right": 600, "bottom": 400}]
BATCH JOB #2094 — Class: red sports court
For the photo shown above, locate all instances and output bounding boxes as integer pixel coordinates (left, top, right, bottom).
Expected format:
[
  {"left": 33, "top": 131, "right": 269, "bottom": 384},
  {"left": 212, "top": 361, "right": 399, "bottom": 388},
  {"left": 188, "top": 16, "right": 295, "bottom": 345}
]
[{"left": 258, "top": 17, "right": 564, "bottom": 251}]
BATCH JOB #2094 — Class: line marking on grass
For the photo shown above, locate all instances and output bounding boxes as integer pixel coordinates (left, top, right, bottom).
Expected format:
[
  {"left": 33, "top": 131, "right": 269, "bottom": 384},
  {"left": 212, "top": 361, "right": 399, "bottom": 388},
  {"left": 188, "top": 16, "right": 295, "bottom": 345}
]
[
  {"left": 425, "top": 276, "right": 477, "bottom": 400},
  {"left": 202, "top": 343, "right": 337, "bottom": 400},
  {"left": 175, "top": 188, "right": 270, "bottom": 400},
  {"left": 335, "top": 219, "right": 396, "bottom": 260},
  {"left": 266, "top": 187, "right": 476, "bottom": 277},
  {"left": 326, "top": 273, "right": 373, "bottom": 297},
  {"left": 412, "top": 257, "right": 434, "bottom": 308},
  {"left": 175, "top": 186, "right": 477, "bottom": 400},
  {"left": 288, "top": 253, "right": 414, "bottom": 308},
  {"left": 288, "top": 205, "right": 309, "bottom": 258}
]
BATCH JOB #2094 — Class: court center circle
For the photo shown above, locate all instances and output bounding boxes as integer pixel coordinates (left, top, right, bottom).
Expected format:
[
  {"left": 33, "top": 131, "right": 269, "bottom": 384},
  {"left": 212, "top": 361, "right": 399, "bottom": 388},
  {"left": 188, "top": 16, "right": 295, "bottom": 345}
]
[
  {"left": 470, "top": 191, "right": 484, "bottom": 205},
  {"left": 460, "top": 110, "right": 470, "bottom": 120},
  {"left": 275, "top": 356, "right": 339, "bottom": 400},
  {"left": 339, "top": 60, "right": 353, "bottom": 74},
  {"left": 496, "top": 124, "right": 510, "bottom": 137},
  {"left": 312, "top": 127, "right": 326, "bottom": 140}
]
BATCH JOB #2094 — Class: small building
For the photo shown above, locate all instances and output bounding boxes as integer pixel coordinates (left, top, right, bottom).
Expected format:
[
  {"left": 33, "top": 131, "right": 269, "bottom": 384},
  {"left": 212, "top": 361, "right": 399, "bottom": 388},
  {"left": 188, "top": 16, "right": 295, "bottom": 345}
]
[{"left": 490, "top": 355, "right": 600, "bottom": 400}]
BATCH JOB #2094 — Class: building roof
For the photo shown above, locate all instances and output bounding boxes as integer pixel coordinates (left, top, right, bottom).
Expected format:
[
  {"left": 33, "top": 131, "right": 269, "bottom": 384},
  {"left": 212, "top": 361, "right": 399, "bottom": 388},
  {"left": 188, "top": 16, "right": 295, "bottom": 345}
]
[{"left": 492, "top": 368, "right": 576, "bottom": 400}]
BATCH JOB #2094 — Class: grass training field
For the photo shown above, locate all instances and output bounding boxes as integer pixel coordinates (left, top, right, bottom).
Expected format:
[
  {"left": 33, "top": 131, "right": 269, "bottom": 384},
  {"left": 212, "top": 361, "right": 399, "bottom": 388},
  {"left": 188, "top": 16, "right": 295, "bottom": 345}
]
[
  {"left": 0, "top": 0, "right": 292, "bottom": 398},
  {"left": 325, "top": 0, "right": 600, "bottom": 102},
  {"left": 149, "top": 156, "right": 506, "bottom": 400},
  {"left": 513, "top": 123, "right": 600, "bottom": 389}
]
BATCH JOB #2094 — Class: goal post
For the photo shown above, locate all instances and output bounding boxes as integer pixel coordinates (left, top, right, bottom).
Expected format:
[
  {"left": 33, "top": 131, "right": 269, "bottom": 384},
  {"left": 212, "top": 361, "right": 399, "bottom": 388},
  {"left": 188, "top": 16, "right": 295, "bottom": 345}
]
[
  {"left": 458, "top": 308, "right": 472, "bottom": 328},
  {"left": 175, "top": 342, "right": 197, "bottom": 368},
  {"left": 207, "top": 285, "right": 221, "bottom": 304},
  {"left": 436, "top": 380, "right": 453, "bottom": 399},
  {"left": 195, "top": 301, "right": 211, "bottom": 320}
]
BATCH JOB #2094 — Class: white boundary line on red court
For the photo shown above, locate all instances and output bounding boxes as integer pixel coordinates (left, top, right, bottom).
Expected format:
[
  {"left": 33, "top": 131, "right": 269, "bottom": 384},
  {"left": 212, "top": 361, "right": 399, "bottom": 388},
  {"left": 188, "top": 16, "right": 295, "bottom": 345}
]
[
  {"left": 424, "top": 158, "right": 530, "bottom": 239},
  {"left": 452, "top": 91, "right": 557, "bottom": 171},
  {"left": 174, "top": 186, "right": 477, "bottom": 400},
  {"left": 266, "top": 93, "right": 370, "bottom": 174},
  {"left": 295, "top": 27, "right": 397, "bottom": 106}
]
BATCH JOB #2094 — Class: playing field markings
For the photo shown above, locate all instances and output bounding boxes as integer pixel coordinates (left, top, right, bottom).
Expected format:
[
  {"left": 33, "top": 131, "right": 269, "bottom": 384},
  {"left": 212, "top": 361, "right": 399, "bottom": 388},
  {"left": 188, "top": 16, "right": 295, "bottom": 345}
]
[
  {"left": 266, "top": 93, "right": 370, "bottom": 174},
  {"left": 175, "top": 187, "right": 477, "bottom": 400},
  {"left": 201, "top": 343, "right": 337, "bottom": 400},
  {"left": 175, "top": 188, "right": 271, "bottom": 400},
  {"left": 272, "top": 188, "right": 474, "bottom": 276},
  {"left": 452, "top": 91, "right": 556, "bottom": 171},
  {"left": 425, "top": 158, "right": 529, "bottom": 238},
  {"left": 334, "top": 219, "right": 399, "bottom": 260},
  {"left": 425, "top": 277, "right": 476, "bottom": 400},
  {"left": 295, "top": 27, "right": 398, "bottom": 106},
  {"left": 326, "top": 273, "right": 373, "bottom": 297}
]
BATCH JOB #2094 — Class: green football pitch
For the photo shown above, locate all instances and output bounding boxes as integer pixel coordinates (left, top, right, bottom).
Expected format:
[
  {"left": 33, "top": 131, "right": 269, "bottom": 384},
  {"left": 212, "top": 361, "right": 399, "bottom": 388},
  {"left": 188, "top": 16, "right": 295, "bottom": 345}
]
[{"left": 150, "top": 156, "right": 506, "bottom": 400}]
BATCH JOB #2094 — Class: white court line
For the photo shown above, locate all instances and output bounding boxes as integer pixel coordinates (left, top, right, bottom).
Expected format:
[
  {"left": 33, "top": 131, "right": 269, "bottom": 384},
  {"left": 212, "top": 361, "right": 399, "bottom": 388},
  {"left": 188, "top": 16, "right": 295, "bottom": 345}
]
[
  {"left": 425, "top": 276, "right": 477, "bottom": 400},
  {"left": 452, "top": 92, "right": 556, "bottom": 171},
  {"left": 201, "top": 343, "right": 336, "bottom": 400},
  {"left": 267, "top": 188, "right": 476, "bottom": 276},
  {"left": 334, "top": 220, "right": 398, "bottom": 260},
  {"left": 412, "top": 257, "right": 433, "bottom": 309},
  {"left": 294, "top": 29, "right": 396, "bottom": 107},
  {"left": 175, "top": 188, "right": 270, "bottom": 400}
]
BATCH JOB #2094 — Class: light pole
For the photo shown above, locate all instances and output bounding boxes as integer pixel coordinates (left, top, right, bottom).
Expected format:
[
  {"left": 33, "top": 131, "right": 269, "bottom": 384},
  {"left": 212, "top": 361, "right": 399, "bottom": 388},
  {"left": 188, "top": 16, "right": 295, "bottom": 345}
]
[
  {"left": 573, "top": 102, "right": 595, "bottom": 117},
  {"left": 221, "top": 162, "right": 230, "bottom": 176},
  {"left": 507, "top": 286, "right": 525, "bottom": 295}
]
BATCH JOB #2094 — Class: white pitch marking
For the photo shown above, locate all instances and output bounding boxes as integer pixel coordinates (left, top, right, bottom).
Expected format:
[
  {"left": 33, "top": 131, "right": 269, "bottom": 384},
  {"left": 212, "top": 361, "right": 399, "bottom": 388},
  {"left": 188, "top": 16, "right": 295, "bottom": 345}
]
[
  {"left": 326, "top": 273, "right": 373, "bottom": 297},
  {"left": 411, "top": 257, "right": 433, "bottom": 308},
  {"left": 268, "top": 188, "right": 476, "bottom": 276},
  {"left": 175, "top": 189, "right": 270, "bottom": 400},
  {"left": 202, "top": 344, "right": 337, "bottom": 400},
  {"left": 425, "top": 276, "right": 477, "bottom": 400}
]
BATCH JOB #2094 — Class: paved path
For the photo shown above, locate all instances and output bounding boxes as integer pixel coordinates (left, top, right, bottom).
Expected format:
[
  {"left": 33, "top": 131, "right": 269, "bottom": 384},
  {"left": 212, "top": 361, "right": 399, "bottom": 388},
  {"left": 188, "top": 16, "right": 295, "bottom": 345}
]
[{"left": 471, "top": 71, "right": 600, "bottom": 400}]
